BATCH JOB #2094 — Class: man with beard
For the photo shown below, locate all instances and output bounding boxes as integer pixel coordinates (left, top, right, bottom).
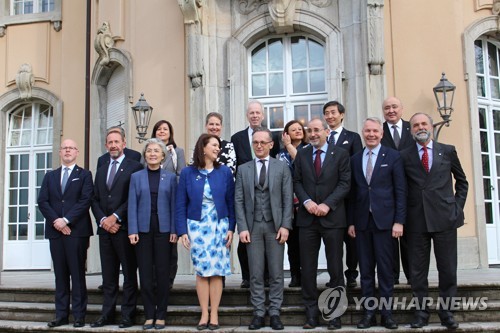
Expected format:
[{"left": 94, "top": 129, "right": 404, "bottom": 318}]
[{"left": 400, "top": 113, "right": 468, "bottom": 330}]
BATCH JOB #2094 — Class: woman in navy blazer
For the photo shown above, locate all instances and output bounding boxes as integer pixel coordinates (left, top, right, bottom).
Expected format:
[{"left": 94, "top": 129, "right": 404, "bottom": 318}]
[
  {"left": 128, "top": 139, "right": 177, "bottom": 330},
  {"left": 176, "top": 134, "right": 235, "bottom": 330}
]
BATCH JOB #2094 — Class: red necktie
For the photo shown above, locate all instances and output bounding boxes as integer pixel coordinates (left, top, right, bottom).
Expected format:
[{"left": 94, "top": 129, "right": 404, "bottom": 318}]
[
  {"left": 314, "top": 149, "right": 322, "bottom": 177},
  {"left": 421, "top": 146, "right": 429, "bottom": 173}
]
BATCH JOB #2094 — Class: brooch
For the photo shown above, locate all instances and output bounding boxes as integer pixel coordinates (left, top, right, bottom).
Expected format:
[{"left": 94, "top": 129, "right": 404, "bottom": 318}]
[{"left": 196, "top": 175, "right": 202, "bottom": 181}]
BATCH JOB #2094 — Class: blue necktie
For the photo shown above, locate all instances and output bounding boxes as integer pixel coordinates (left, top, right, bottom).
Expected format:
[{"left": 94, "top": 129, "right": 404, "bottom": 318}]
[{"left": 61, "top": 167, "right": 69, "bottom": 193}]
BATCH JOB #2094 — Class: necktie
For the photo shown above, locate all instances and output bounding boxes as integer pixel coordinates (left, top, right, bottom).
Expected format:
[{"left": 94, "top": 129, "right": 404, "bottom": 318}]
[
  {"left": 421, "top": 146, "right": 429, "bottom": 173},
  {"left": 329, "top": 131, "right": 337, "bottom": 145},
  {"left": 366, "top": 150, "right": 373, "bottom": 184},
  {"left": 61, "top": 167, "right": 69, "bottom": 193},
  {"left": 314, "top": 149, "right": 322, "bottom": 177},
  {"left": 259, "top": 159, "right": 266, "bottom": 187},
  {"left": 392, "top": 125, "right": 401, "bottom": 149},
  {"left": 107, "top": 161, "right": 118, "bottom": 190}
]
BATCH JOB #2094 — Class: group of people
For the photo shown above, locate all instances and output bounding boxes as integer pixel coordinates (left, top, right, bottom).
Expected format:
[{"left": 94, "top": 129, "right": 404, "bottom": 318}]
[{"left": 37, "top": 97, "right": 468, "bottom": 331}]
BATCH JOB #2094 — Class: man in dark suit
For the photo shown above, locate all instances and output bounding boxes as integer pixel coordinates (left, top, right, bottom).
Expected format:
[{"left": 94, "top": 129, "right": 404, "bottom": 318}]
[
  {"left": 38, "top": 139, "right": 94, "bottom": 328},
  {"left": 348, "top": 118, "right": 406, "bottom": 329},
  {"left": 401, "top": 113, "right": 468, "bottom": 330},
  {"left": 96, "top": 126, "right": 142, "bottom": 169},
  {"left": 91, "top": 127, "right": 143, "bottom": 328},
  {"left": 322, "top": 100, "right": 362, "bottom": 288},
  {"left": 235, "top": 128, "right": 293, "bottom": 330},
  {"left": 231, "top": 100, "right": 279, "bottom": 288},
  {"left": 380, "top": 96, "right": 413, "bottom": 285},
  {"left": 293, "top": 118, "right": 351, "bottom": 330}
]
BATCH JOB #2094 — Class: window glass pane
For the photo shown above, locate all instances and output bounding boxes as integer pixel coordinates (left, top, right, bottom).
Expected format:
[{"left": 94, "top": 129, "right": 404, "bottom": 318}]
[
  {"left": 36, "top": 171, "right": 45, "bottom": 186},
  {"left": 9, "top": 190, "right": 18, "bottom": 205},
  {"left": 252, "top": 42, "right": 266, "bottom": 72},
  {"left": 293, "top": 71, "right": 308, "bottom": 93},
  {"left": 294, "top": 105, "right": 308, "bottom": 125},
  {"left": 482, "top": 155, "right": 490, "bottom": 176},
  {"left": 495, "top": 133, "right": 500, "bottom": 152},
  {"left": 19, "top": 207, "right": 28, "bottom": 222},
  {"left": 36, "top": 129, "right": 47, "bottom": 145},
  {"left": 10, "top": 155, "right": 19, "bottom": 170},
  {"left": 311, "top": 104, "right": 323, "bottom": 119},
  {"left": 19, "top": 189, "right": 28, "bottom": 205},
  {"left": 35, "top": 224, "right": 45, "bottom": 240},
  {"left": 481, "top": 131, "right": 489, "bottom": 152},
  {"left": 47, "top": 152, "right": 52, "bottom": 167},
  {"left": 291, "top": 37, "right": 307, "bottom": 69},
  {"left": 36, "top": 153, "right": 45, "bottom": 169},
  {"left": 268, "top": 38, "right": 283, "bottom": 71},
  {"left": 484, "top": 178, "right": 492, "bottom": 199},
  {"left": 22, "top": 108, "right": 32, "bottom": 129},
  {"left": 490, "top": 79, "right": 500, "bottom": 99},
  {"left": 38, "top": 106, "right": 49, "bottom": 127},
  {"left": 36, "top": 207, "right": 44, "bottom": 222},
  {"left": 485, "top": 202, "right": 493, "bottom": 224},
  {"left": 268, "top": 106, "right": 284, "bottom": 129},
  {"left": 309, "top": 39, "right": 324, "bottom": 68},
  {"left": 9, "top": 172, "right": 18, "bottom": 187},
  {"left": 9, "top": 208, "right": 17, "bottom": 223},
  {"left": 19, "top": 224, "right": 28, "bottom": 240},
  {"left": 475, "top": 40, "right": 484, "bottom": 74},
  {"left": 19, "top": 172, "right": 29, "bottom": 187},
  {"left": 252, "top": 74, "right": 267, "bottom": 96},
  {"left": 496, "top": 156, "right": 500, "bottom": 176},
  {"left": 488, "top": 42, "right": 499, "bottom": 76},
  {"left": 479, "top": 108, "right": 486, "bottom": 129},
  {"left": 11, "top": 112, "right": 23, "bottom": 130},
  {"left": 310, "top": 70, "right": 325, "bottom": 92},
  {"left": 20, "top": 154, "right": 29, "bottom": 170},
  {"left": 9, "top": 225, "right": 17, "bottom": 240},
  {"left": 493, "top": 110, "right": 500, "bottom": 130},
  {"left": 40, "top": 0, "right": 54, "bottom": 12},
  {"left": 477, "top": 76, "right": 485, "bottom": 97},
  {"left": 269, "top": 73, "right": 283, "bottom": 95}
]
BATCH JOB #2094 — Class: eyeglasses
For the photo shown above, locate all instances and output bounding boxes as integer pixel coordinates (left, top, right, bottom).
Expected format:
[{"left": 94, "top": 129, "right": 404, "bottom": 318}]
[
  {"left": 60, "top": 147, "right": 78, "bottom": 151},
  {"left": 252, "top": 141, "right": 272, "bottom": 146}
]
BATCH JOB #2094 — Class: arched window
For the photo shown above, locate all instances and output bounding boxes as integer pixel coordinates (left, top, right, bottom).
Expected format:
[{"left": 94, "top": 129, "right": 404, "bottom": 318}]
[
  {"left": 3, "top": 102, "right": 53, "bottom": 269},
  {"left": 249, "top": 35, "right": 328, "bottom": 130},
  {"left": 476, "top": 38, "right": 500, "bottom": 264}
]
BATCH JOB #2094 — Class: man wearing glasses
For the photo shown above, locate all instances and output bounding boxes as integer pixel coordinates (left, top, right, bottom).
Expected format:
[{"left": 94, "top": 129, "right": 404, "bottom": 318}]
[
  {"left": 235, "top": 128, "right": 293, "bottom": 330},
  {"left": 293, "top": 118, "right": 351, "bottom": 330},
  {"left": 38, "top": 139, "right": 94, "bottom": 328}
]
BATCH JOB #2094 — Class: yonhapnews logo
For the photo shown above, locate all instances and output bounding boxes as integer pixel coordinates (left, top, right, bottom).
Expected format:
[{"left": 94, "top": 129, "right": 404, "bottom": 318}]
[{"left": 318, "top": 286, "right": 348, "bottom": 320}]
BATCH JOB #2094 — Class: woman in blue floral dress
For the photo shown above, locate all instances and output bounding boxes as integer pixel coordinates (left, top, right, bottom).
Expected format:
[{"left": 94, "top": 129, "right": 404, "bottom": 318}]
[{"left": 176, "top": 134, "right": 235, "bottom": 330}]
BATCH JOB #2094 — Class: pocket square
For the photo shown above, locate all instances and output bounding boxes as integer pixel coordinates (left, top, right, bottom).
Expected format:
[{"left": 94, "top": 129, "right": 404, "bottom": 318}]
[
  {"left": 380, "top": 164, "right": 388, "bottom": 167},
  {"left": 71, "top": 178, "right": 80, "bottom": 181},
  {"left": 342, "top": 140, "right": 349, "bottom": 144}
]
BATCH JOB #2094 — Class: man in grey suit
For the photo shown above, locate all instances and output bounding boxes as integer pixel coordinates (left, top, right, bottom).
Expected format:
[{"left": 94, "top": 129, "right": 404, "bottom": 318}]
[
  {"left": 400, "top": 113, "right": 468, "bottom": 330},
  {"left": 235, "top": 128, "right": 293, "bottom": 331}
]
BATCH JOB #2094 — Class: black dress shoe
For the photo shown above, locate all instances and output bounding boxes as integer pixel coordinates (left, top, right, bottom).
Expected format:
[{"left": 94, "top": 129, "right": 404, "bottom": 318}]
[
  {"left": 270, "top": 315, "right": 284, "bottom": 330},
  {"left": 119, "top": 317, "right": 134, "bottom": 328},
  {"left": 241, "top": 279, "right": 250, "bottom": 288},
  {"left": 197, "top": 323, "right": 208, "bottom": 330},
  {"left": 47, "top": 318, "right": 69, "bottom": 327},
  {"left": 289, "top": 276, "right": 301, "bottom": 287},
  {"left": 155, "top": 319, "right": 166, "bottom": 329},
  {"left": 248, "top": 316, "right": 265, "bottom": 330},
  {"left": 327, "top": 317, "right": 341, "bottom": 330},
  {"left": 91, "top": 316, "right": 111, "bottom": 328},
  {"left": 381, "top": 316, "right": 398, "bottom": 329},
  {"left": 208, "top": 323, "right": 219, "bottom": 330},
  {"left": 441, "top": 316, "right": 459, "bottom": 329},
  {"left": 410, "top": 316, "right": 428, "bottom": 328},
  {"left": 346, "top": 278, "right": 357, "bottom": 288},
  {"left": 73, "top": 318, "right": 85, "bottom": 328},
  {"left": 302, "top": 317, "right": 318, "bottom": 329},
  {"left": 357, "top": 314, "right": 376, "bottom": 329}
]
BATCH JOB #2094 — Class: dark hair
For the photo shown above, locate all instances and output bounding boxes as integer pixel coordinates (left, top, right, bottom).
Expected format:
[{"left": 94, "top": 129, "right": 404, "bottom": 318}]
[
  {"left": 151, "top": 120, "right": 177, "bottom": 148},
  {"left": 192, "top": 134, "right": 221, "bottom": 169},
  {"left": 283, "top": 120, "right": 307, "bottom": 145},
  {"left": 252, "top": 127, "right": 273, "bottom": 142},
  {"left": 322, "top": 100, "right": 345, "bottom": 115},
  {"left": 205, "top": 112, "right": 223, "bottom": 125}
]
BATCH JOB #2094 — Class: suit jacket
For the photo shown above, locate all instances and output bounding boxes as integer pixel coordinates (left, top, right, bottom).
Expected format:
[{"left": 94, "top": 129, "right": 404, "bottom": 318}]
[
  {"left": 293, "top": 144, "right": 351, "bottom": 228},
  {"left": 381, "top": 120, "right": 413, "bottom": 151},
  {"left": 91, "top": 157, "right": 143, "bottom": 234},
  {"left": 334, "top": 128, "right": 363, "bottom": 156},
  {"left": 176, "top": 165, "right": 236, "bottom": 236},
  {"left": 163, "top": 147, "right": 186, "bottom": 176},
  {"left": 128, "top": 168, "right": 177, "bottom": 235},
  {"left": 349, "top": 146, "right": 407, "bottom": 231},
  {"left": 97, "top": 147, "right": 142, "bottom": 169},
  {"left": 231, "top": 127, "right": 280, "bottom": 166},
  {"left": 235, "top": 157, "right": 293, "bottom": 233},
  {"left": 400, "top": 141, "right": 468, "bottom": 233},
  {"left": 38, "top": 165, "right": 94, "bottom": 239}
]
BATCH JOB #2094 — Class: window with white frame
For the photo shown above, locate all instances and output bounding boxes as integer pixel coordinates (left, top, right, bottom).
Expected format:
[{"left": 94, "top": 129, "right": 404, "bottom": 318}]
[
  {"left": 11, "top": 0, "right": 54, "bottom": 15},
  {"left": 249, "top": 35, "right": 328, "bottom": 131}
]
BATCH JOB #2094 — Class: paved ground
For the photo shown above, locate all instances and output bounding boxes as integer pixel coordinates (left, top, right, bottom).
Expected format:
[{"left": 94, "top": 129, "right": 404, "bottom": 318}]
[{"left": 0, "top": 267, "right": 499, "bottom": 289}]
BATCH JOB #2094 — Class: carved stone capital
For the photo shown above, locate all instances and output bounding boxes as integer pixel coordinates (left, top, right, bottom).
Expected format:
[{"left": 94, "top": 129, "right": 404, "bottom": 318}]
[
  {"left": 178, "top": 0, "right": 203, "bottom": 24},
  {"left": 16, "top": 63, "right": 35, "bottom": 100},
  {"left": 53, "top": 20, "right": 62, "bottom": 32},
  {"left": 94, "top": 22, "right": 115, "bottom": 66},
  {"left": 493, "top": 0, "right": 500, "bottom": 15},
  {"left": 268, "top": 0, "right": 298, "bottom": 33}
]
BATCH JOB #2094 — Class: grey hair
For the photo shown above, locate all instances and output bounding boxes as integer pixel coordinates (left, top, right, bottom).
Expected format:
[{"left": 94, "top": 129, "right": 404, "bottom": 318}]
[
  {"left": 142, "top": 138, "right": 168, "bottom": 164},
  {"left": 247, "top": 99, "right": 264, "bottom": 114},
  {"left": 106, "top": 126, "right": 125, "bottom": 140},
  {"left": 409, "top": 112, "right": 434, "bottom": 126},
  {"left": 309, "top": 117, "right": 329, "bottom": 130},
  {"left": 364, "top": 117, "right": 383, "bottom": 128}
]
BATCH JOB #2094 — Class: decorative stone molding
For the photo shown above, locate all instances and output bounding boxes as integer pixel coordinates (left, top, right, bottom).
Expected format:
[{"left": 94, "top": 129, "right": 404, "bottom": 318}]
[
  {"left": 0, "top": 27, "right": 5, "bottom": 37},
  {"left": 367, "top": 0, "right": 384, "bottom": 75},
  {"left": 178, "top": 0, "right": 203, "bottom": 24},
  {"left": 237, "top": 0, "right": 330, "bottom": 15},
  {"left": 268, "top": 0, "right": 298, "bottom": 33},
  {"left": 94, "top": 22, "right": 115, "bottom": 66},
  {"left": 53, "top": 20, "right": 62, "bottom": 32},
  {"left": 179, "top": 0, "right": 204, "bottom": 89},
  {"left": 15, "top": 63, "right": 35, "bottom": 100}
]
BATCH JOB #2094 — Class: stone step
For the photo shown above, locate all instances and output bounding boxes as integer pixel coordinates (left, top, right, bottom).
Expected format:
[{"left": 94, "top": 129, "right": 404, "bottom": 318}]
[
  {"left": 0, "top": 300, "right": 499, "bottom": 326},
  {"left": 0, "top": 320, "right": 498, "bottom": 332}
]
